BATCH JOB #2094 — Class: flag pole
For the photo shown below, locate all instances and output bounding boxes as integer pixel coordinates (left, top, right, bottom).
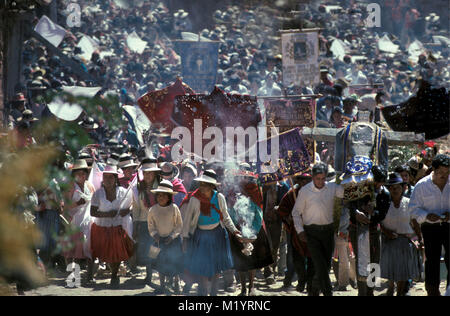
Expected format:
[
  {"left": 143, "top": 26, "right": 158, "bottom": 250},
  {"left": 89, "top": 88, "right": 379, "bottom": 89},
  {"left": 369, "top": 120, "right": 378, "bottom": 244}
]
[{"left": 258, "top": 94, "right": 323, "bottom": 99}]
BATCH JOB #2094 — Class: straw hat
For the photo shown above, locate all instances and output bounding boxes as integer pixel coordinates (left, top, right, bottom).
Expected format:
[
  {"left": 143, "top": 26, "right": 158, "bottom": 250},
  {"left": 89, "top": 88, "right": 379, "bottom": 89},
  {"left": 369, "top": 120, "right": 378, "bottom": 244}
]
[
  {"left": 151, "top": 179, "right": 177, "bottom": 195},
  {"left": 103, "top": 164, "right": 119, "bottom": 174},
  {"left": 17, "top": 109, "right": 39, "bottom": 122},
  {"left": 118, "top": 154, "right": 138, "bottom": 169},
  {"left": 335, "top": 77, "right": 351, "bottom": 88},
  {"left": 326, "top": 165, "right": 336, "bottom": 181},
  {"left": 71, "top": 159, "right": 90, "bottom": 171},
  {"left": 173, "top": 9, "right": 189, "bottom": 19},
  {"left": 181, "top": 160, "right": 198, "bottom": 177},
  {"left": 107, "top": 153, "right": 120, "bottom": 166},
  {"left": 194, "top": 169, "right": 220, "bottom": 186},
  {"left": 141, "top": 157, "right": 161, "bottom": 172},
  {"left": 78, "top": 117, "right": 99, "bottom": 129},
  {"left": 160, "top": 161, "right": 180, "bottom": 179},
  {"left": 13, "top": 92, "right": 26, "bottom": 103}
]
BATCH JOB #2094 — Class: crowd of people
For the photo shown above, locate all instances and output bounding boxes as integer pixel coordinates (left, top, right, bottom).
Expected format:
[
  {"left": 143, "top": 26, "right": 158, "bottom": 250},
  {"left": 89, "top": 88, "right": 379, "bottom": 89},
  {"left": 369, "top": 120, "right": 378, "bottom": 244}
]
[{"left": 1, "top": 0, "right": 449, "bottom": 296}]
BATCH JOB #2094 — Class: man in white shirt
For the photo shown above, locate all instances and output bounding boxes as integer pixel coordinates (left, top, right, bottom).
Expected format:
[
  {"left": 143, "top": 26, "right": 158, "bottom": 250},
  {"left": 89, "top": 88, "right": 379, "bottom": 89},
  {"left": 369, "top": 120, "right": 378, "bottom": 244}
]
[
  {"left": 409, "top": 154, "right": 450, "bottom": 296},
  {"left": 292, "top": 162, "right": 344, "bottom": 296}
]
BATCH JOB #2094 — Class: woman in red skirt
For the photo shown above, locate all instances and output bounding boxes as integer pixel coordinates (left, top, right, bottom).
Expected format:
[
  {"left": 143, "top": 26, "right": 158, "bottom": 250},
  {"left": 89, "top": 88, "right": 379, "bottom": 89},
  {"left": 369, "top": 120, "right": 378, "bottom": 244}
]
[{"left": 90, "top": 165, "right": 134, "bottom": 288}]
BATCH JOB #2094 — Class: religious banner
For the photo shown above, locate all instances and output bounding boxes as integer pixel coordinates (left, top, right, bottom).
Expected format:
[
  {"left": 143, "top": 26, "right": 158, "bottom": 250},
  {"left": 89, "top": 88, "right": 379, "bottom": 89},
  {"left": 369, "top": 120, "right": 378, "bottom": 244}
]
[
  {"left": 263, "top": 98, "right": 316, "bottom": 160},
  {"left": 281, "top": 30, "right": 320, "bottom": 87},
  {"left": 137, "top": 78, "right": 194, "bottom": 133},
  {"left": 172, "top": 87, "right": 262, "bottom": 162},
  {"left": 174, "top": 41, "right": 220, "bottom": 94},
  {"left": 381, "top": 80, "right": 449, "bottom": 140},
  {"left": 257, "top": 128, "right": 311, "bottom": 184}
]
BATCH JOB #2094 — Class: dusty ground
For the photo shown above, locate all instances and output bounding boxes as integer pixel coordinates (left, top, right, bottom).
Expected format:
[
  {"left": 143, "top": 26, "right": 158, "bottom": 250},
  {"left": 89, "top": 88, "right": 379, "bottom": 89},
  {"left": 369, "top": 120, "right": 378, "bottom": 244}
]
[{"left": 7, "top": 264, "right": 448, "bottom": 296}]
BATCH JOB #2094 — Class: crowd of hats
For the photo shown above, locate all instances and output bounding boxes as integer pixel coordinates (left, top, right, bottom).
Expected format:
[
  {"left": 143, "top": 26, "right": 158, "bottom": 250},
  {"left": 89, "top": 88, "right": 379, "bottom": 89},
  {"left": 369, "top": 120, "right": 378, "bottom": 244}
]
[
  {"left": 11, "top": 1, "right": 449, "bottom": 125},
  {"left": 4, "top": 1, "right": 449, "bottom": 178}
]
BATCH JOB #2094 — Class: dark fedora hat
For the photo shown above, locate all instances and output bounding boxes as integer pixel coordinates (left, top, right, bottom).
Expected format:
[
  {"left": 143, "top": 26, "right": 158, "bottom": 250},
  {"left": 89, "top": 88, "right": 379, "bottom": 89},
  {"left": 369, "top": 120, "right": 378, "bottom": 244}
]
[{"left": 384, "top": 172, "right": 406, "bottom": 186}]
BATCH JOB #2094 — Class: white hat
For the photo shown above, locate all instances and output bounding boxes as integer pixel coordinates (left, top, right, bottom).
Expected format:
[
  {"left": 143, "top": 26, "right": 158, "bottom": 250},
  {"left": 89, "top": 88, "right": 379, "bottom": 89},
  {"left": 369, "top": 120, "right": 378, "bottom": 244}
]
[
  {"left": 194, "top": 169, "right": 220, "bottom": 186},
  {"left": 181, "top": 160, "right": 198, "bottom": 177},
  {"left": 160, "top": 161, "right": 179, "bottom": 179},
  {"left": 174, "top": 9, "right": 189, "bottom": 19},
  {"left": 118, "top": 154, "right": 138, "bottom": 169},
  {"left": 103, "top": 164, "right": 119, "bottom": 174},
  {"left": 151, "top": 180, "right": 177, "bottom": 195},
  {"left": 70, "top": 159, "right": 90, "bottom": 171},
  {"left": 141, "top": 157, "right": 161, "bottom": 172}
]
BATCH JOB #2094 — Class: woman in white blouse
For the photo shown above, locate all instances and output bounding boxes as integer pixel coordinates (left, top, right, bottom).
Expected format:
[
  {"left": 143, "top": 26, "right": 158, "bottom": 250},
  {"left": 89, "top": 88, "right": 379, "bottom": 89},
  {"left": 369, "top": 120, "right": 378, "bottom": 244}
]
[
  {"left": 380, "top": 173, "right": 423, "bottom": 296},
  {"left": 63, "top": 159, "right": 95, "bottom": 282},
  {"left": 90, "top": 165, "right": 134, "bottom": 288}
]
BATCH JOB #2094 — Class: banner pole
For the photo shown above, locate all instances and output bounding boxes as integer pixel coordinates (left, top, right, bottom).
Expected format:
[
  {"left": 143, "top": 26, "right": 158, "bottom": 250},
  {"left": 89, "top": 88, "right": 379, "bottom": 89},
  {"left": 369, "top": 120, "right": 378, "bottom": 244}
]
[{"left": 258, "top": 94, "right": 322, "bottom": 99}]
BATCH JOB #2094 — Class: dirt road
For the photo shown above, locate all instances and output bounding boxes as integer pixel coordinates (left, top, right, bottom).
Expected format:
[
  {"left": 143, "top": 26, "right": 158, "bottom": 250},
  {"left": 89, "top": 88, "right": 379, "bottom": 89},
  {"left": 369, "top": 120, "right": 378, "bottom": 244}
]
[{"left": 14, "top": 265, "right": 447, "bottom": 296}]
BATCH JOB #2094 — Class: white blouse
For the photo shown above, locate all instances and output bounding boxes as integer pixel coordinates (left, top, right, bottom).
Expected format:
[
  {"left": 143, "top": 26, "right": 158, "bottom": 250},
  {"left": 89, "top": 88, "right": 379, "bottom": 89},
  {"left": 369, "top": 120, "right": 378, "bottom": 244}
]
[
  {"left": 91, "top": 186, "right": 133, "bottom": 237},
  {"left": 382, "top": 197, "right": 414, "bottom": 235}
]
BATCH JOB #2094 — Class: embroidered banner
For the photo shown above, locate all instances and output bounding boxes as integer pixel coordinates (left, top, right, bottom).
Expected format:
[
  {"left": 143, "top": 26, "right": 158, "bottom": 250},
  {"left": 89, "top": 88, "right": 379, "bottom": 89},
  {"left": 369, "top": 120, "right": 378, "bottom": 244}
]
[
  {"left": 257, "top": 128, "right": 311, "bottom": 184},
  {"left": 174, "top": 41, "right": 220, "bottom": 94},
  {"left": 263, "top": 98, "right": 316, "bottom": 161},
  {"left": 281, "top": 30, "right": 319, "bottom": 87},
  {"left": 172, "top": 87, "right": 261, "bottom": 162}
]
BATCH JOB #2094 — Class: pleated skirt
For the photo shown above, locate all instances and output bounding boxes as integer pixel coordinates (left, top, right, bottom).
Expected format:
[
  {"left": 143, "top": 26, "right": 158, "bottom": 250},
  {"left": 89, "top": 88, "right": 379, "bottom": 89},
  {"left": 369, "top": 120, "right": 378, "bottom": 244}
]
[
  {"left": 380, "top": 236, "right": 422, "bottom": 282},
  {"left": 90, "top": 223, "right": 134, "bottom": 263},
  {"left": 184, "top": 225, "right": 234, "bottom": 278}
]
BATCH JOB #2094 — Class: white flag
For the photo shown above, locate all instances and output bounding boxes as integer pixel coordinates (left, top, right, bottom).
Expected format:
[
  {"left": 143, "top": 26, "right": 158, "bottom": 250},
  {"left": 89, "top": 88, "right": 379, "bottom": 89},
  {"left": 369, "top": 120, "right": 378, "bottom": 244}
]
[
  {"left": 34, "top": 15, "right": 67, "bottom": 47},
  {"left": 330, "top": 39, "right": 350, "bottom": 61},
  {"left": 47, "top": 86, "right": 102, "bottom": 121},
  {"left": 88, "top": 161, "right": 103, "bottom": 191},
  {"left": 377, "top": 34, "right": 399, "bottom": 54},
  {"left": 77, "top": 35, "right": 100, "bottom": 61},
  {"left": 122, "top": 105, "right": 152, "bottom": 146},
  {"left": 408, "top": 40, "right": 426, "bottom": 64},
  {"left": 126, "top": 31, "right": 147, "bottom": 54}
]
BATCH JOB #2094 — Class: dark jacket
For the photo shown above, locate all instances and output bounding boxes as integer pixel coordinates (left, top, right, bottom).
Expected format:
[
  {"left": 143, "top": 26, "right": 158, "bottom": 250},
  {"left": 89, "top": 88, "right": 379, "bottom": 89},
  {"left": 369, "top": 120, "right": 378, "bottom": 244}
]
[{"left": 349, "top": 186, "right": 390, "bottom": 230}]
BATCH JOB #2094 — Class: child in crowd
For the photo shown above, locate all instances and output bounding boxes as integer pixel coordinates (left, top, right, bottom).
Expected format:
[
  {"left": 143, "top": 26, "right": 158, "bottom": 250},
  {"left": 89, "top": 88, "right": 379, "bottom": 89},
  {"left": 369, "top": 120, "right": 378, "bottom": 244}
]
[{"left": 148, "top": 180, "right": 183, "bottom": 294}]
